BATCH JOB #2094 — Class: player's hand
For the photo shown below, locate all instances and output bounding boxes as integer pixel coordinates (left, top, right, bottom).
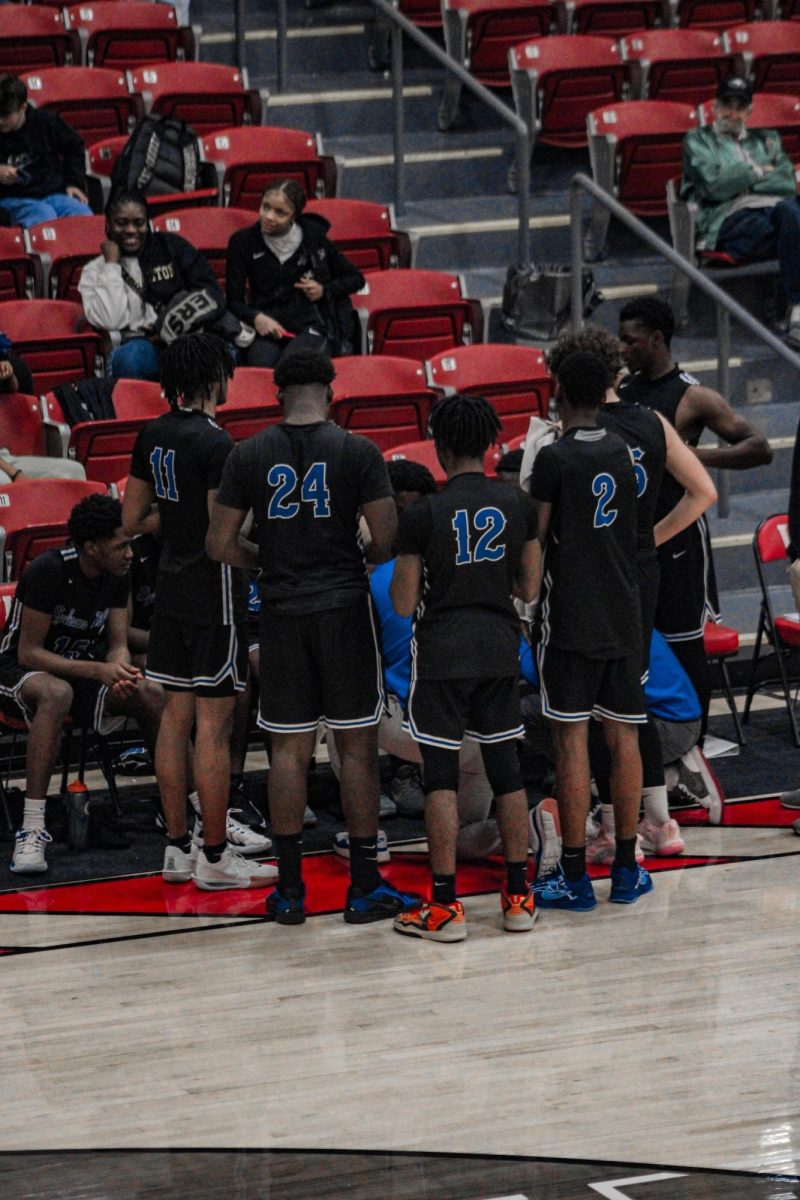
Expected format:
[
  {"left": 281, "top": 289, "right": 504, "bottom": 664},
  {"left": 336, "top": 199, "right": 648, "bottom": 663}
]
[
  {"left": 0, "top": 165, "right": 19, "bottom": 186},
  {"left": 254, "top": 313, "right": 289, "bottom": 339},
  {"left": 101, "top": 239, "right": 121, "bottom": 263},
  {"left": 66, "top": 185, "right": 89, "bottom": 204},
  {"left": 96, "top": 661, "right": 142, "bottom": 689},
  {"left": 295, "top": 274, "right": 323, "bottom": 302},
  {"left": 0, "top": 360, "right": 14, "bottom": 383}
]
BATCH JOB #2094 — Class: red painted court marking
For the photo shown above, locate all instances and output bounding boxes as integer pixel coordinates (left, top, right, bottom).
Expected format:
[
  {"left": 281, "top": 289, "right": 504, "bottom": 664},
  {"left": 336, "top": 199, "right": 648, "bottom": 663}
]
[{"left": 676, "top": 797, "right": 798, "bottom": 828}]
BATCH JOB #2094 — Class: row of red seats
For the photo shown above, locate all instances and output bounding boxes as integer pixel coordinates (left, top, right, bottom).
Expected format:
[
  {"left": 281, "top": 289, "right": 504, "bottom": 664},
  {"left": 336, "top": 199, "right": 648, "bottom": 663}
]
[{"left": 422, "top": 0, "right": 800, "bottom": 32}]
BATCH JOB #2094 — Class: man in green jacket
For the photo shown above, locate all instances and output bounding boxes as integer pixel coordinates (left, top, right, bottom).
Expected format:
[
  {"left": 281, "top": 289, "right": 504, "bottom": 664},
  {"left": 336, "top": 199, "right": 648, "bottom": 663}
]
[{"left": 682, "top": 75, "right": 800, "bottom": 346}]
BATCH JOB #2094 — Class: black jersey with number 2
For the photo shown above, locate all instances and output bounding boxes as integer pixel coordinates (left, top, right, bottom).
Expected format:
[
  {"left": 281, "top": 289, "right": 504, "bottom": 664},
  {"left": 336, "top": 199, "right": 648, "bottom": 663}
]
[
  {"left": 598, "top": 399, "right": 667, "bottom": 557},
  {"left": 396, "top": 472, "right": 537, "bottom": 680},
  {"left": 130, "top": 407, "right": 246, "bottom": 626}
]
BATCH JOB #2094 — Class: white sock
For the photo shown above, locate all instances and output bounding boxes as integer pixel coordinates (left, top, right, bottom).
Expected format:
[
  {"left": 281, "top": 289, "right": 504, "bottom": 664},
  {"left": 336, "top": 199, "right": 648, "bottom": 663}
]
[
  {"left": 600, "top": 803, "right": 615, "bottom": 840},
  {"left": 188, "top": 790, "right": 201, "bottom": 816},
  {"left": 23, "top": 797, "right": 46, "bottom": 830},
  {"left": 642, "top": 785, "right": 670, "bottom": 825}
]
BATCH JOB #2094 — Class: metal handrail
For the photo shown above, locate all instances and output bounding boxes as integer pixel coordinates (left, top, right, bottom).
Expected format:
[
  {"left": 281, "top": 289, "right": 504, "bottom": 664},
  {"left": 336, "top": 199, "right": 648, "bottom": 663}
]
[{"left": 570, "top": 173, "right": 800, "bottom": 518}]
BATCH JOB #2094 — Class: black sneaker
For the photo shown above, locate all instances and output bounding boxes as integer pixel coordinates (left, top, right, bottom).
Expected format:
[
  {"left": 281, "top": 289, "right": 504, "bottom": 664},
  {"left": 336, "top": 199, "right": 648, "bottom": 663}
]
[
  {"left": 265, "top": 885, "right": 306, "bottom": 926},
  {"left": 344, "top": 879, "right": 421, "bottom": 924}
]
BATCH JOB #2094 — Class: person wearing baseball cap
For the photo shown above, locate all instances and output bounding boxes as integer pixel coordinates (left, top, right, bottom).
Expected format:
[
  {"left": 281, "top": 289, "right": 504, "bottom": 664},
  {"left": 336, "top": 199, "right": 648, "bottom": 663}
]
[{"left": 681, "top": 75, "right": 800, "bottom": 346}]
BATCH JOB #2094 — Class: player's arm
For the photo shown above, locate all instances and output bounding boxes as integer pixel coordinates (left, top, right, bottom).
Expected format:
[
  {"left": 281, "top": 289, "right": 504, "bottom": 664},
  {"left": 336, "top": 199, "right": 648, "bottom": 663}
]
[
  {"left": 206, "top": 494, "right": 259, "bottom": 570},
  {"left": 514, "top": 538, "right": 542, "bottom": 604},
  {"left": 390, "top": 553, "right": 423, "bottom": 616},
  {"left": 362, "top": 496, "right": 397, "bottom": 564},
  {"left": 127, "top": 591, "right": 149, "bottom": 655},
  {"left": 653, "top": 413, "right": 718, "bottom": 547},
  {"left": 17, "top": 607, "right": 140, "bottom": 688},
  {"left": 680, "top": 386, "right": 772, "bottom": 469},
  {"left": 122, "top": 475, "right": 160, "bottom": 538}
]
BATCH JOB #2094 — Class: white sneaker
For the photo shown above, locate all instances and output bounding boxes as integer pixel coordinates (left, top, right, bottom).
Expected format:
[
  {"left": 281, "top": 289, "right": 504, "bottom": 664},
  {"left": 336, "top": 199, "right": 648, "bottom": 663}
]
[
  {"left": 303, "top": 804, "right": 317, "bottom": 828},
  {"left": 669, "top": 746, "right": 724, "bottom": 825},
  {"left": 332, "top": 829, "right": 390, "bottom": 863},
  {"left": 586, "top": 826, "right": 645, "bottom": 866},
  {"left": 10, "top": 827, "right": 52, "bottom": 874},
  {"left": 529, "top": 797, "right": 561, "bottom": 879},
  {"left": 162, "top": 840, "right": 199, "bottom": 884},
  {"left": 638, "top": 816, "right": 685, "bottom": 857},
  {"left": 193, "top": 846, "right": 278, "bottom": 891},
  {"left": 226, "top": 813, "right": 272, "bottom": 857}
]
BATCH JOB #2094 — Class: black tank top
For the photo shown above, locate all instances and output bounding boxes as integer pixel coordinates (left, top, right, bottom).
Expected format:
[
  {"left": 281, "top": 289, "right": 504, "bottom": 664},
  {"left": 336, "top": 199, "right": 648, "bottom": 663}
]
[{"left": 617, "top": 365, "right": 698, "bottom": 522}]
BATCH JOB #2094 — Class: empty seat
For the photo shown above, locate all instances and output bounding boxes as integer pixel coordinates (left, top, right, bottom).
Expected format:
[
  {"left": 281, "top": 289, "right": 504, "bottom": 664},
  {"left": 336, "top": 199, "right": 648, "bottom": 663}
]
[
  {"left": 0, "top": 7, "right": 80, "bottom": 75},
  {"left": 85, "top": 134, "right": 219, "bottom": 214},
  {"left": 704, "top": 620, "right": 745, "bottom": 745},
  {"left": 23, "top": 66, "right": 143, "bottom": 144},
  {"left": 384, "top": 439, "right": 446, "bottom": 485},
  {"left": 426, "top": 343, "right": 553, "bottom": 439},
  {"left": 218, "top": 368, "right": 282, "bottom": 441},
  {"left": 726, "top": 22, "right": 800, "bottom": 96},
  {"left": 201, "top": 126, "right": 337, "bottom": 209},
  {"left": 0, "top": 393, "right": 48, "bottom": 458},
  {"left": 698, "top": 90, "right": 800, "bottom": 162},
  {"left": 65, "top": 1, "right": 195, "bottom": 70},
  {"left": 128, "top": 63, "right": 261, "bottom": 134},
  {"left": 399, "top": 0, "right": 444, "bottom": 26},
  {"left": 556, "top": 0, "right": 668, "bottom": 35},
  {"left": 329, "top": 356, "right": 437, "bottom": 450},
  {"left": 26, "top": 214, "right": 107, "bottom": 301},
  {"left": 353, "top": 269, "right": 484, "bottom": 359},
  {"left": 0, "top": 478, "right": 107, "bottom": 582},
  {"left": 510, "top": 34, "right": 628, "bottom": 149},
  {"left": 0, "top": 299, "right": 106, "bottom": 394},
  {"left": 44, "top": 380, "right": 167, "bottom": 484},
  {"left": 622, "top": 28, "right": 734, "bottom": 102},
  {"left": 151, "top": 207, "right": 254, "bottom": 286},
  {"left": 0, "top": 228, "right": 39, "bottom": 302},
  {"left": 673, "top": 0, "right": 756, "bottom": 28},
  {"left": 304, "top": 199, "right": 412, "bottom": 272}
]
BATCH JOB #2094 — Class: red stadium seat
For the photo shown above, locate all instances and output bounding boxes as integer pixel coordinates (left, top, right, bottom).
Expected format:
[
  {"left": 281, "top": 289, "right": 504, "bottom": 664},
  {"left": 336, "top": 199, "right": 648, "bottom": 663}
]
[
  {"left": 726, "top": 22, "right": 800, "bottom": 96},
  {"left": 555, "top": 0, "right": 668, "bottom": 35},
  {"left": 744, "top": 514, "right": 800, "bottom": 745},
  {"left": 128, "top": 63, "right": 261, "bottom": 134},
  {"left": 509, "top": 35, "right": 628, "bottom": 149},
  {"left": 0, "top": 228, "right": 39, "bottom": 302},
  {"left": 673, "top": 0, "right": 756, "bottom": 27},
  {"left": 65, "top": 1, "right": 195, "bottom": 70},
  {"left": 0, "top": 299, "right": 106, "bottom": 394},
  {"left": 329, "top": 357, "right": 437, "bottom": 450},
  {"left": 704, "top": 620, "right": 745, "bottom": 745},
  {"left": 622, "top": 29, "right": 734, "bottom": 103},
  {"left": 384, "top": 439, "right": 446, "bottom": 485},
  {"left": 399, "top": 0, "right": 443, "bottom": 26},
  {"left": 23, "top": 66, "right": 143, "bottom": 144},
  {"left": 85, "top": 135, "right": 219, "bottom": 214},
  {"left": 201, "top": 126, "right": 337, "bottom": 209},
  {"left": 698, "top": 90, "right": 800, "bottom": 163},
  {"left": 44, "top": 380, "right": 167, "bottom": 485},
  {"left": 217, "top": 368, "right": 282, "bottom": 441},
  {"left": 0, "top": 7, "right": 80, "bottom": 74},
  {"left": 354, "top": 269, "right": 484, "bottom": 359},
  {"left": 0, "top": 393, "right": 48, "bottom": 458},
  {"left": 304, "top": 199, "right": 412, "bottom": 272},
  {"left": 426, "top": 344, "right": 553, "bottom": 439},
  {"left": 151, "top": 207, "right": 254, "bottom": 286},
  {"left": 0, "top": 478, "right": 106, "bottom": 581},
  {"left": 27, "top": 215, "right": 106, "bottom": 302}
]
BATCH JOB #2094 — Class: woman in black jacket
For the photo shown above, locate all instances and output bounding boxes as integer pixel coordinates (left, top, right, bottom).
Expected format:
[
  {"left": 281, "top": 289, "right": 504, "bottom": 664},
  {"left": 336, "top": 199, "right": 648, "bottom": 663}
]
[{"left": 225, "top": 179, "right": 365, "bottom": 368}]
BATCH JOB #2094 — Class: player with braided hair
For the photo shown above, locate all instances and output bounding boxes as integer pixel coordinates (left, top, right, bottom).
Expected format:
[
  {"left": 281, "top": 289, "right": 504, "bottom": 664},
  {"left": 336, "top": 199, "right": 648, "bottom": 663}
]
[
  {"left": 390, "top": 393, "right": 540, "bottom": 942},
  {"left": 123, "top": 333, "right": 276, "bottom": 892}
]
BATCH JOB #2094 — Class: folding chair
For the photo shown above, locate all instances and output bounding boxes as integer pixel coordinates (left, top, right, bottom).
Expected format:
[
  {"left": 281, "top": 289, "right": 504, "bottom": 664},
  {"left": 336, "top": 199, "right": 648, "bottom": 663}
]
[
  {"left": 65, "top": 1, "right": 195, "bottom": 69},
  {"left": 217, "top": 369, "right": 283, "bottom": 442},
  {"left": 26, "top": 215, "right": 107, "bottom": 302},
  {"left": 743, "top": 513, "right": 800, "bottom": 746},
  {"left": 201, "top": 126, "right": 337, "bottom": 209},
  {"left": 85, "top": 135, "right": 219, "bottom": 214},
  {"left": 24, "top": 66, "right": 143, "bottom": 144},
  {"left": 0, "top": 227, "right": 39, "bottom": 302},
  {"left": 725, "top": 21, "right": 800, "bottom": 95},
  {"left": 0, "top": 299, "right": 106, "bottom": 394},
  {"left": 704, "top": 620, "right": 745, "bottom": 745},
  {"left": 151, "top": 207, "right": 254, "bottom": 286},
  {"left": 0, "top": 478, "right": 106, "bottom": 581},
  {"left": 698, "top": 90, "right": 800, "bottom": 163},
  {"left": 354, "top": 269, "right": 484, "bottom": 359},
  {"left": 128, "top": 62, "right": 262, "bottom": 134},
  {"left": 0, "top": 6, "right": 80, "bottom": 75},
  {"left": 44, "top": 381, "right": 167, "bottom": 484},
  {"left": 622, "top": 28, "right": 734, "bottom": 102},
  {"left": 305, "top": 199, "right": 413, "bottom": 272},
  {"left": 426, "top": 343, "right": 553, "bottom": 439},
  {"left": 329, "top": 357, "right": 436, "bottom": 450}
]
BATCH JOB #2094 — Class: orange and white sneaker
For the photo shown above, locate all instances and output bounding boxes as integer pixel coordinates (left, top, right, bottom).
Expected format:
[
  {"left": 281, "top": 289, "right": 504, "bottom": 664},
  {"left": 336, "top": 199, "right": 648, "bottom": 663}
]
[
  {"left": 393, "top": 899, "right": 467, "bottom": 942},
  {"left": 501, "top": 888, "right": 537, "bottom": 932}
]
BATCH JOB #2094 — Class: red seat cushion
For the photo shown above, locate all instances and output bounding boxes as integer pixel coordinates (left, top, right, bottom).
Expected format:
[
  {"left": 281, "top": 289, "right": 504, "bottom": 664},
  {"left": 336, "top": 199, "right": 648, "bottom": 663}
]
[
  {"left": 703, "top": 621, "right": 739, "bottom": 656},
  {"left": 775, "top": 615, "right": 800, "bottom": 646}
]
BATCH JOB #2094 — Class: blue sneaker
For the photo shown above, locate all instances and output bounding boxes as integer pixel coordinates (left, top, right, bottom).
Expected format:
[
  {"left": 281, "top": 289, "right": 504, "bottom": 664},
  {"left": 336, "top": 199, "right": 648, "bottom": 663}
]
[
  {"left": 265, "top": 885, "right": 306, "bottom": 925},
  {"left": 535, "top": 867, "right": 597, "bottom": 912},
  {"left": 609, "top": 864, "right": 653, "bottom": 904},
  {"left": 344, "top": 879, "right": 422, "bottom": 924}
]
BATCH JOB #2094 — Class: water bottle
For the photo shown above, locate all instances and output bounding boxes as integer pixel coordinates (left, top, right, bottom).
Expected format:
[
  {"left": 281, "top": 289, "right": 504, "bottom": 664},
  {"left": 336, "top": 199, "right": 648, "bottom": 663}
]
[{"left": 66, "top": 779, "right": 91, "bottom": 852}]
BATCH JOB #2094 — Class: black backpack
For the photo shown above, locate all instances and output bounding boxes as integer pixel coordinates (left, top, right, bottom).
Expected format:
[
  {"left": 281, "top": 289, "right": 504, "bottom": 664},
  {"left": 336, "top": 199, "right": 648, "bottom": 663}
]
[{"left": 110, "top": 114, "right": 199, "bottom": 197}]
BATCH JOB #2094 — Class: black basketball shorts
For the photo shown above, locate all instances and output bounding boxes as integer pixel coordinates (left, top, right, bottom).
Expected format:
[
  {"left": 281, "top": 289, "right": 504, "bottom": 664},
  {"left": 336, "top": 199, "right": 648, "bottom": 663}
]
[
  {"left": 257, "top": 594, "right": 384, "bottom": 735},
  {"left": 538, "top": 644, "right": 647, "bottom": 725},
  {"left": 146, "top": 616, "right": 248, "bottom": 697},
  {"left": 656, "top": 517, "right": 720, "bottom": 644},
  {"left": 0, "top": 660, "right": 123, "bottom": 734},
  {"left": 406, "top": 674, "right": 523, "bottom": 750}
]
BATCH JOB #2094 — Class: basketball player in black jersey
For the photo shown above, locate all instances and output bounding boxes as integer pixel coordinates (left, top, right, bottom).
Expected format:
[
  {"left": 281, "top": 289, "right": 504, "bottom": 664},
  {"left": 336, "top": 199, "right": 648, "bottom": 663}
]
[
  {"left": 617, "top": 297, "right": 771, "bottom": 736},
  {"left": 530, "top": 352, "right": 653, "bottom": 910},
  {"left": 123, "top": 334, "right": 276, "bottom": 893},
  {"left": 207, "top": 348, "right": 419, "bottom": 926},
  {"left": 546, "top": 326, "right": 717, "bottom": 857},
  {"left": 390, "top": 394, "right": 539, "bottom": 942}
]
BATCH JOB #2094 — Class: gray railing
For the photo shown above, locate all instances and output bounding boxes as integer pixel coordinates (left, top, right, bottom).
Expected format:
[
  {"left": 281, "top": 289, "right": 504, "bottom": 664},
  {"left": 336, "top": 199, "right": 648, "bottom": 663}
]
[{"left": 570, "top": 173, "right": 800, "bottom": 517}]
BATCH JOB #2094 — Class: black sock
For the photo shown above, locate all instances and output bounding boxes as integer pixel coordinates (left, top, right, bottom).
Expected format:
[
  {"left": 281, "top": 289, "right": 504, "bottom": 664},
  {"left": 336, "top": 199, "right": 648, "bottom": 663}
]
[
  {"left": 203, "top": 840, "right": 226, "bottom": 863},
  {"left": 614, "top": 836, "right": 637, "bottom": 871},
  {"left": 348, "top": 835, "right": 382, "bottom": 893},
  {"left": 562, "top": 844, "right": 586, "bottom": 882},
  {"left": 432, "top": 873, "right": 457, "bottom": 905},
  {"left": 168, "top": 834, "right": 192, "bottom": 853},
  {"left": 275, "top": 831, "right": 304, "bottom": 895},
  {"left": 506, "top": 860, "right": 527, "bottom": 895}
]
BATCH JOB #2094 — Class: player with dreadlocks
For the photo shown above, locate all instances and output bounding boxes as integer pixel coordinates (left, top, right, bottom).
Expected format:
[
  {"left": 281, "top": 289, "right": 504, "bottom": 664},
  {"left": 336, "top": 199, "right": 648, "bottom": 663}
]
[
  {"left": 123, "top": 332, "right": 276, "bottom": 891},
  {"left": 390, "top": 393, "right": 540, "bottom": 942}
]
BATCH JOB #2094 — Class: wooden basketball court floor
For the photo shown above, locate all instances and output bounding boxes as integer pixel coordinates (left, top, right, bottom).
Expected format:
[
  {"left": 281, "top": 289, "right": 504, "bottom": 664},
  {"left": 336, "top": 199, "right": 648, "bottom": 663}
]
[{"left": 1, "top": 781, "right": 799, "bottom": 1199}]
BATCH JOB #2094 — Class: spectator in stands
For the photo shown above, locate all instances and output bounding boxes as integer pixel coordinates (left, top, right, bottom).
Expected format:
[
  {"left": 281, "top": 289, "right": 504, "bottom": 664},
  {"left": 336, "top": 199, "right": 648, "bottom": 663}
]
[
  {"left": 225, "top": 178, "right": 365, "bottom": 368},
  {"left": 495, "top": 447, "right": 525, "bottom": 489},
  {"left": 682, "top": 76, "right": 800, "bottom": 347},
  {"left": 0, "top": 74, "right": 92, "bottom": 228},
  {"left": 79, "top": 188, "right": 224, "bottom": 381},
  {"left": 0, "top": 494, "right": 163, "bottom": 874}
]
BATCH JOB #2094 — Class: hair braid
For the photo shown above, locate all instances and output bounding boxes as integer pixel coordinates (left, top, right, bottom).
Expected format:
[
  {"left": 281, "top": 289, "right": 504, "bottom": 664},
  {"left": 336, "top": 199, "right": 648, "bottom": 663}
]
[
  {"left": 160, "top": 332, "right": 233, "bottom": 409},
  {"left": 428, "top": 393, "right": 501, "bottom": 459}
]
